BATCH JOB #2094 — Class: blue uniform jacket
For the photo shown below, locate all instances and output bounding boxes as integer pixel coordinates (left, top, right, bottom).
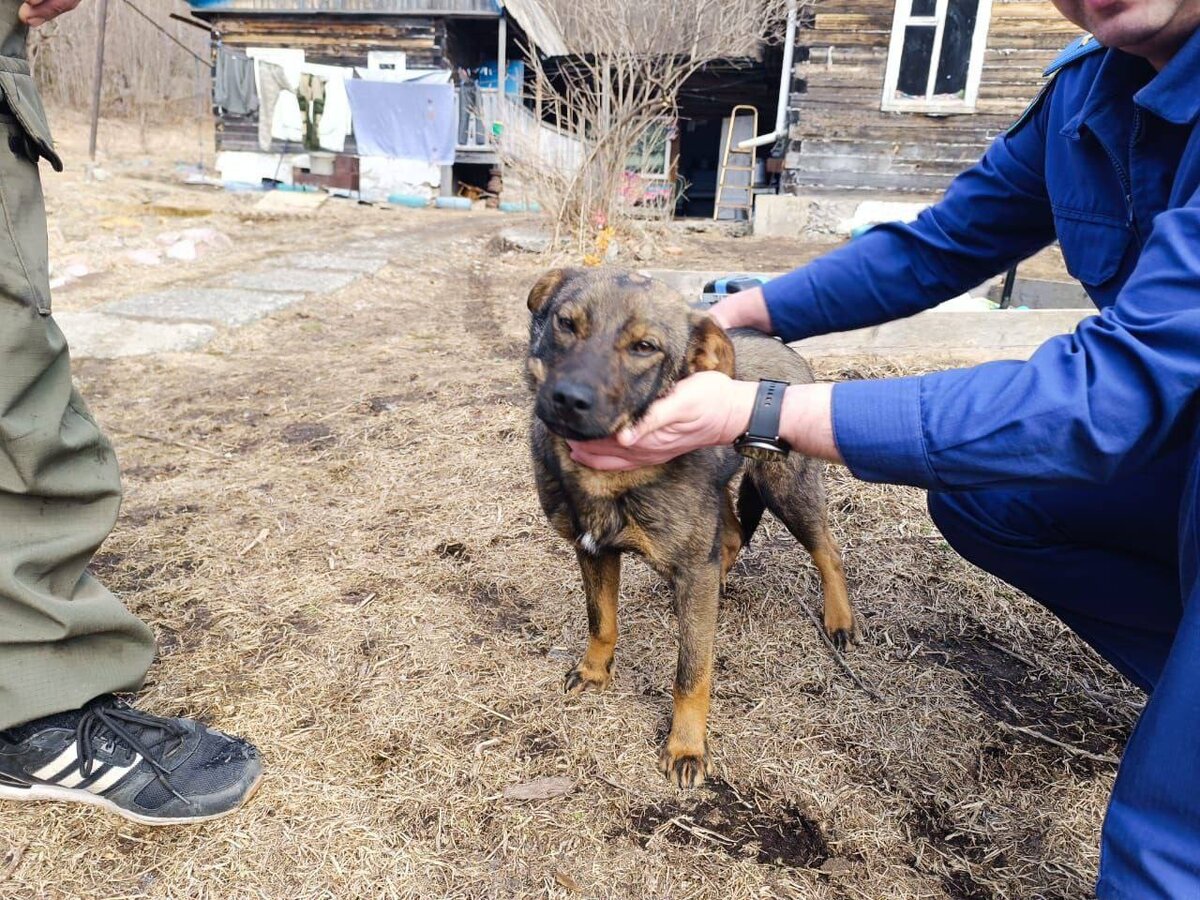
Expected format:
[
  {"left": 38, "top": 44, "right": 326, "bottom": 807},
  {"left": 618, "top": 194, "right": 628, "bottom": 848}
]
[{"left": 763, "top": 28, "right": 1200, "bottom": 491}]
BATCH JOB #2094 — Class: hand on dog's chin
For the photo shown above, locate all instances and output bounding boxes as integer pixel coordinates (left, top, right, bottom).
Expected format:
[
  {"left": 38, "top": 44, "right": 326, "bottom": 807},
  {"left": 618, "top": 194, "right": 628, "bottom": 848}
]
[
  {"left": 567, "top": 437, "right": 646, "bottom": 471},
  {"left": 568, "top": 373, "right": 757, "bottom": 472}
]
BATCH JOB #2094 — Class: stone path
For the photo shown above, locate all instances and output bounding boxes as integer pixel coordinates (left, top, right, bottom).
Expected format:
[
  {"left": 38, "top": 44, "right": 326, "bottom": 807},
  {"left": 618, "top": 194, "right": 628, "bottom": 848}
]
[{"left": 56, "top": 243, "right": 396, "bottom": 360}]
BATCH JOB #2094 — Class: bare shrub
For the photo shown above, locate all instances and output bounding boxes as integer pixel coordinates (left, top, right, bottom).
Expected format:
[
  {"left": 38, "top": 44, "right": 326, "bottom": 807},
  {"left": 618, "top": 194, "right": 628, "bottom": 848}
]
[
  {"left": 507, "top": 0, "right": 794, "bottom": 252},
  {"left": 28, "top": 0, "right": 209, "bottom": 121}
]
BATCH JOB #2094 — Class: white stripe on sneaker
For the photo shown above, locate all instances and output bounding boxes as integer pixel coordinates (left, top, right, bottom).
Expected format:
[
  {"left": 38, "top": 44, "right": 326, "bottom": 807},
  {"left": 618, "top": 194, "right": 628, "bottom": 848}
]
[
  {"left": 58, "top": 767, "right": 89, "bottom": 788},
  {"left": 31, "top": 743, "right": 78, "bottom": 781},
  {"left": 86, "top": 757, "right": 140, "bottom": 795}
]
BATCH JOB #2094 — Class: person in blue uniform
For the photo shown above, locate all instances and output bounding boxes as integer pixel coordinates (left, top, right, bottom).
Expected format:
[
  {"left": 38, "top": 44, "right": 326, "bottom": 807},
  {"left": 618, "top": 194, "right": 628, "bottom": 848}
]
[{"left": 570, "top": 0, "right": 1200, "bottom": 895}]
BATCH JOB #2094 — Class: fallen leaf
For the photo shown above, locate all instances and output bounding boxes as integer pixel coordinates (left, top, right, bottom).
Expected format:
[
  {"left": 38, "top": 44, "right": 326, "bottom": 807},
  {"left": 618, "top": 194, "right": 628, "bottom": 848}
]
[
  {"left": 553, "top": 870, "right": 583, "bottom": 893},
  {"left": 502, "top": 776, "right": 574, "bottom": 801}
]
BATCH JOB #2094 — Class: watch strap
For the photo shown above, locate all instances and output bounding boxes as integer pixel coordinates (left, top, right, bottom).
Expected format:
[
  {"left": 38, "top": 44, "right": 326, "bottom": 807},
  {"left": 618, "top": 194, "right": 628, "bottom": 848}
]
[{"left": 744, "top": 379, "right": 788, "bottom": 441}]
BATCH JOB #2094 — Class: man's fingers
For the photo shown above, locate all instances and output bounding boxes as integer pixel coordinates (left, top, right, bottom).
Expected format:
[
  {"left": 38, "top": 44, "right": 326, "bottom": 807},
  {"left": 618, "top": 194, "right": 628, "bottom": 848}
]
[
  {"left": 20, "top": 0, "right": 81, "bottom": 25},
  {"left": 568, "top": 447, "right": 638, "bottom": 471},
  {"left": 618, "top": 397, "right": 678, "bottom": 447}
]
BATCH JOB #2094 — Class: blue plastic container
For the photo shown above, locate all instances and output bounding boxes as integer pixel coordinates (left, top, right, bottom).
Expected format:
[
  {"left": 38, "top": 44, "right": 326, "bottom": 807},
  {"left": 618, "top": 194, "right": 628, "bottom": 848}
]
[{"left": 388, "top": 194, "right": 428, "bottom": 208}]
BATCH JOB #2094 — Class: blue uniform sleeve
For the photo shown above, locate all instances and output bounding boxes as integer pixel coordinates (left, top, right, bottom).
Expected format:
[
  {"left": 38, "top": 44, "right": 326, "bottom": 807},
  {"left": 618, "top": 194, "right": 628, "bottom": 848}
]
[
  {"left": 833, "top": 184, "right": 1200, "bottom": 490},
  {"left": 762, "top": 92, "right": 1057, "bottom": 343}
]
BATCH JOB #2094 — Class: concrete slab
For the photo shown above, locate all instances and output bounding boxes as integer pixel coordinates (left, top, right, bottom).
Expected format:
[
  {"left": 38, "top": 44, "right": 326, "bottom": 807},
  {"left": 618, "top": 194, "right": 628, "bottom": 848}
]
[
  {"left": 284, "top": 254, "right": 388, "bottom": 274},
  {"left": 104, "top": 288, "right": 306, "bottom": 327},
  {"left": 225, "top": 268, "right": 358, "bottom": 294},
  {"left": 55, "top": 312, "right": 216, "bottom": 359},
  {"left": 339, "top": 237, "right": 417, "bottom": 258},
  {"left": 492, "top": 227, "right": 552, "bottom": 254},
  {"left": 792, "top": 309, "right": 1093, "bottom": 361},
  {"left": 752, "top": 195, "right": 810, "bottom": 237}
]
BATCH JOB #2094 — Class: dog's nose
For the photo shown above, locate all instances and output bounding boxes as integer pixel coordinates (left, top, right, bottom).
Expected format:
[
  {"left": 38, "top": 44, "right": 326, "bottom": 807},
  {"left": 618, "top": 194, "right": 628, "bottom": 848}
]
[{"left": 551, "top": 381, "right": 595, "bottom": 414}]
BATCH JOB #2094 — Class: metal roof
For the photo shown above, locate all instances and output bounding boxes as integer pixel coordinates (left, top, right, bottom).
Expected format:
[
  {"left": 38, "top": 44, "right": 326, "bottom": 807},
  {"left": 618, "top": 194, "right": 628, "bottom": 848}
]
[{"left": 498, "top": 0, "right": 567, "bottom": 56}]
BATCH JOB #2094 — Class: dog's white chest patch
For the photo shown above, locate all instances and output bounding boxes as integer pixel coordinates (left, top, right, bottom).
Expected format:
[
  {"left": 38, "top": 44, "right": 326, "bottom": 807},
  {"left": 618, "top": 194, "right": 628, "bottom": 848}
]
[{"left": 579, "top": 532, "right": 600, "bottom": 555}]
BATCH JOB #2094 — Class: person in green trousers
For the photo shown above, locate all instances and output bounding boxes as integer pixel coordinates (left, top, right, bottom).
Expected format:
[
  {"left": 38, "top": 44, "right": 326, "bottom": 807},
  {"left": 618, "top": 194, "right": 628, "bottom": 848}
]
[{"left": 0, "top": 0, "right": 262, "bottom": 824}]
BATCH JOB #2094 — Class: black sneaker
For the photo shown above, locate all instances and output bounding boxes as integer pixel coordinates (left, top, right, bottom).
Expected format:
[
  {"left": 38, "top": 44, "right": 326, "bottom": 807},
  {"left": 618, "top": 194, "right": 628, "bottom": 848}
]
[{"left": 0, "top": 695, "right": 262, "bottom": 826}]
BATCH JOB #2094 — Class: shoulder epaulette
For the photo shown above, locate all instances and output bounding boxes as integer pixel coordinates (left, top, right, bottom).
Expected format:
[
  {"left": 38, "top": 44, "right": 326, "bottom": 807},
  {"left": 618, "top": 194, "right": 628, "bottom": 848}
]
[{"left": 1043, "top": 33, "right": 1104, "bottom": 77}]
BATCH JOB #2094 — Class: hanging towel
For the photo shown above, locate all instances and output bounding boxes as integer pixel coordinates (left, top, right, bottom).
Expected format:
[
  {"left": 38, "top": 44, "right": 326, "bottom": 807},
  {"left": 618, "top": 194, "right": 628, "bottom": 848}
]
[
  {"left": 317, "top": 74, "right": 351, "bottom": 151},
  {"left": 215, "top": 49, "right": 258, "bottom": 116},
  {"left": 345, "top": 80, "right": 456, "bottom": 164}
]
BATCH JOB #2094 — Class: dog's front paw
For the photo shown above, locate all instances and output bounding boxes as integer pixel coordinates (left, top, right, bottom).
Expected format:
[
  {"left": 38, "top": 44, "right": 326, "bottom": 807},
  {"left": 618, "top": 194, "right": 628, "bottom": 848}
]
[
  {"left": 824, "top": 610, "right": 861, "bottom": 652},
  {"left": 564, "top": 661, "right": 612, "bottom": 695},
  {"left": 658, "top": 741, "right": 712, "bottom": 789}
]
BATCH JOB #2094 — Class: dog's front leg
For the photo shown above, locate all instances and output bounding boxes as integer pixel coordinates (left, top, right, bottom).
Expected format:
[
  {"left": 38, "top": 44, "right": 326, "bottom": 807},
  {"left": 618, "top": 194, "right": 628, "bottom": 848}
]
[
  {"left": 565, "top": 548, "right": 621, "bottom": 694},
  {"left": 660, "top": 561, "right": 720, "bottom": 788}
]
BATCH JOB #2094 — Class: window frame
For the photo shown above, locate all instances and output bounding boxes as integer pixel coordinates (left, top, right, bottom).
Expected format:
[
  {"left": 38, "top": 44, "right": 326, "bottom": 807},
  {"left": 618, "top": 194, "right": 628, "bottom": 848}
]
[
  {"left": 625, "top": 118, "right": 674, "bottom": 180},
  {"left": 880, "top": 0, "right": 994, "bottom": 114}
]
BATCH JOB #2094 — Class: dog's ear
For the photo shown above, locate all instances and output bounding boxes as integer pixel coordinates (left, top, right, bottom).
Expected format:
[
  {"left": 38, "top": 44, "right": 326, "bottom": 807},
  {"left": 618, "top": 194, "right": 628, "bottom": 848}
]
[
  {"left": 527, "top": 267, "right": 586, "bottom": 314},
  {"left": 685, "top": 312, "right": 735, "bottom": 377}
]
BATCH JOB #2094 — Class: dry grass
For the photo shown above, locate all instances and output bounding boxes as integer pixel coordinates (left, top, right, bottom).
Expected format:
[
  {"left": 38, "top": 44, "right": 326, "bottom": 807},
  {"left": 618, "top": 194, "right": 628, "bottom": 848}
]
[{"left": 0, "top": 204, "right": 1132, "bottom": 898}]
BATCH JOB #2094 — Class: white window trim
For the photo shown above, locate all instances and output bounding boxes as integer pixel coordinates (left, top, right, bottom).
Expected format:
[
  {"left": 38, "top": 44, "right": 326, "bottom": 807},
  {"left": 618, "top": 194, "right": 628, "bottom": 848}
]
[
  {"left": 626, "top": 119, "right": 675, "bottom": 180},
  {"left": 881, "top": 0, "right": 994, "bottom": 114}
]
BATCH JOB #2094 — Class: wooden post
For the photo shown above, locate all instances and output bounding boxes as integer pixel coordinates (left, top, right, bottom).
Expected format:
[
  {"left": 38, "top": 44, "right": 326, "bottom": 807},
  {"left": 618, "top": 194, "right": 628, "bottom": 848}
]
[{"left": 88, "top": 0, "right": 110, "bottom": 163}]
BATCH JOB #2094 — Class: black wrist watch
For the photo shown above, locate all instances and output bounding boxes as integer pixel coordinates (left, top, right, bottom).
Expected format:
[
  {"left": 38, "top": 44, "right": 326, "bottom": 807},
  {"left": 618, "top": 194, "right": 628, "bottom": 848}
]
[{"left": 733, "top": 380, "right": 791, "bottom": 461}]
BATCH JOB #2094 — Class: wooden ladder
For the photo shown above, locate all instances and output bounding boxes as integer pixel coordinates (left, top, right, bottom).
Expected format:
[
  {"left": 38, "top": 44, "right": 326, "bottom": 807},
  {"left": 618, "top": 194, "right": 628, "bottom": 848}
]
[{"left": 713, "top": 105, "right": 759, "bottom": 221}]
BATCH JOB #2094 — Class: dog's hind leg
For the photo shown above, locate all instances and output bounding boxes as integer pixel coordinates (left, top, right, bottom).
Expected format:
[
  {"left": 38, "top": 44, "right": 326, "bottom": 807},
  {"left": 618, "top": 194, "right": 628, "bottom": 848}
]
[
  {"left": 565, "top": 548, "right": 621, "bottom": 695},
  {"left": 659, "top": 561, "right": 720, "bottom": 789},
  {"left": 719, "top": 489, "right": 743, "bottom": 588},
  {"left": 751, "top": 465, "right": 857, "bottom": 650}
]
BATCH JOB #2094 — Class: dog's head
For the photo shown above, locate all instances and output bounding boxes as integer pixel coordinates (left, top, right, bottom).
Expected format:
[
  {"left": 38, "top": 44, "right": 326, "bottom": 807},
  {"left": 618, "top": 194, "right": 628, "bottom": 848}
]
[{"left": 525, "top": 267, "right": 734, "bottom": 441}]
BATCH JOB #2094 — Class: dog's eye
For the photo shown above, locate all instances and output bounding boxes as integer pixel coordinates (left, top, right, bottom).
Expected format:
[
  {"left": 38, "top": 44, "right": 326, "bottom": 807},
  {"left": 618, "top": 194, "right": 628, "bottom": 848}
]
[
  {"left": 631, "top": 340, "right": 660, "bottom": 355},
  {"left": 556, "top": 314, "right": 576, "bottom": 334}
]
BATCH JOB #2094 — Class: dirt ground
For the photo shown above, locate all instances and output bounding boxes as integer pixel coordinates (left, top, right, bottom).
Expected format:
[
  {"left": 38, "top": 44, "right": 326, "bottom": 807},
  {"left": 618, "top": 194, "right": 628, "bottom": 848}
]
[{"left": 0, "top": 115, "right": 1129, "bottom": 900}]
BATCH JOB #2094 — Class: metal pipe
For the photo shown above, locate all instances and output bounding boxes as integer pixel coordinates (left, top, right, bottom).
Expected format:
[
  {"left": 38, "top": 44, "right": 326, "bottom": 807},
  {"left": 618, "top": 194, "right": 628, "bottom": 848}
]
[
  {"left": 88, "top": 0, "right": 111, "bottom": 163},
  {"left": 738, "top": 0, "right": 797, "bottom": 151},
  {"left": 497, "top": 11, "right": 508, "bottom": 97},
  {"left": 1000, "top": 264, "right": 1019, "bottom": 309}
]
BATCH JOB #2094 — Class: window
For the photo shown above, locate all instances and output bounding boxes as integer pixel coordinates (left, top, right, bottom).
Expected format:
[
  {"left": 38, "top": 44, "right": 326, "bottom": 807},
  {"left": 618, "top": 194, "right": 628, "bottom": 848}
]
[
  {"left": 625, "top": 120, "right": 673, "bottom": 179},
  {"left": 881, "top": 0, "right": 993, "bottom": 113},
  {"left": 366, "top": 51, "right": 407, "bottom": 72}
]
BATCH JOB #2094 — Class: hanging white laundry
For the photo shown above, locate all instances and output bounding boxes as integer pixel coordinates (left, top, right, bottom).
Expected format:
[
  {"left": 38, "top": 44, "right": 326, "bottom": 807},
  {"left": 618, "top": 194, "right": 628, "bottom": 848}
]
[
  {"left": 247, "top": 47, "right": 304, "bottom": 87},
  {"left": 248, "top": 48, "right": 306, "bottom": 149},
  {"left": 271, "top": 90, "right": 305, "bottom": 144}
]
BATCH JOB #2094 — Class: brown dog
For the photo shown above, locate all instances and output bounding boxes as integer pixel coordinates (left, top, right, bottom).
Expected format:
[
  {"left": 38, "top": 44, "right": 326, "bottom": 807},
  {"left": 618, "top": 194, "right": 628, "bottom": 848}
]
[{"left": 526, "top": 267, "right": 854, "bottom": 787}]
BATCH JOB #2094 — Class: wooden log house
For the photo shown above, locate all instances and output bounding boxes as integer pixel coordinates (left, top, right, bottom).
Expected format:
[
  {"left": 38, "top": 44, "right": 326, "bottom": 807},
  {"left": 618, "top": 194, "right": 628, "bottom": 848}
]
[{"left": 784, "top": 0, "right": 1078, "bottom": 192}]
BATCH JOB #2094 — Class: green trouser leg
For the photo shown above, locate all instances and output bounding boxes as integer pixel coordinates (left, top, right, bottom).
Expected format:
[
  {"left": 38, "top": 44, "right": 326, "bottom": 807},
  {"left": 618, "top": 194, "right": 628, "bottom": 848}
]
[{"left": 0, "top": 111, "right": 155, "bottom": 731}]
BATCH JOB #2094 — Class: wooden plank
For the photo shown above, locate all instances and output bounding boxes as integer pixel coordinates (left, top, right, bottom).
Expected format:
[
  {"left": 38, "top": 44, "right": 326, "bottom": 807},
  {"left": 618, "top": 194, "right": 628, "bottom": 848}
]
[
  {"left": 992, "top": 1, "right": 1074, "bottom": 18},
  {"left": 786, "top": 168, "right": 955, "bottom": 191},
  {"left": 813, "top": 13, "right": 890, "bottom": 29},
  {"left": 799, "top": 138, "right": 985, "bottom": 162},
  {"left": 799, "top": 30, "right": 893, "bottom": 47}
]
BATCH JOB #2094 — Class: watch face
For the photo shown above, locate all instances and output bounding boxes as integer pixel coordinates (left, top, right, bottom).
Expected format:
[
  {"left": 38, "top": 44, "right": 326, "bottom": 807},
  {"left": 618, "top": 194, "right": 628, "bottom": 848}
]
[{"left": 735, "top": 438, "right": 789, "bottom": 462}]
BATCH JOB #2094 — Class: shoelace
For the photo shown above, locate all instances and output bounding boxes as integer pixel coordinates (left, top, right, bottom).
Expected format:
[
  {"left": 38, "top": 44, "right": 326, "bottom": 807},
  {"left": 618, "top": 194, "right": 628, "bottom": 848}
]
[{"left": 76, "top": 698, "right": 190, "bottom": 804}]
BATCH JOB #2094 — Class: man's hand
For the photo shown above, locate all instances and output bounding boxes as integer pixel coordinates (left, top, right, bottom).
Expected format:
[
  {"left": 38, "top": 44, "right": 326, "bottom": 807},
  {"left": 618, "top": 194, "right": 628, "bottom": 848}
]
[
  {"left": 567, "top": 372, "right": 758, "bottom": 471},
  {"left": 20, "top": 0, "right": 83, "bottom": 27},
  {"left": 568, "top": 378, "right": 844, "bottom": 471},
  {"left": 708, "top": 286, "right": 773, "bottom": 333}
]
